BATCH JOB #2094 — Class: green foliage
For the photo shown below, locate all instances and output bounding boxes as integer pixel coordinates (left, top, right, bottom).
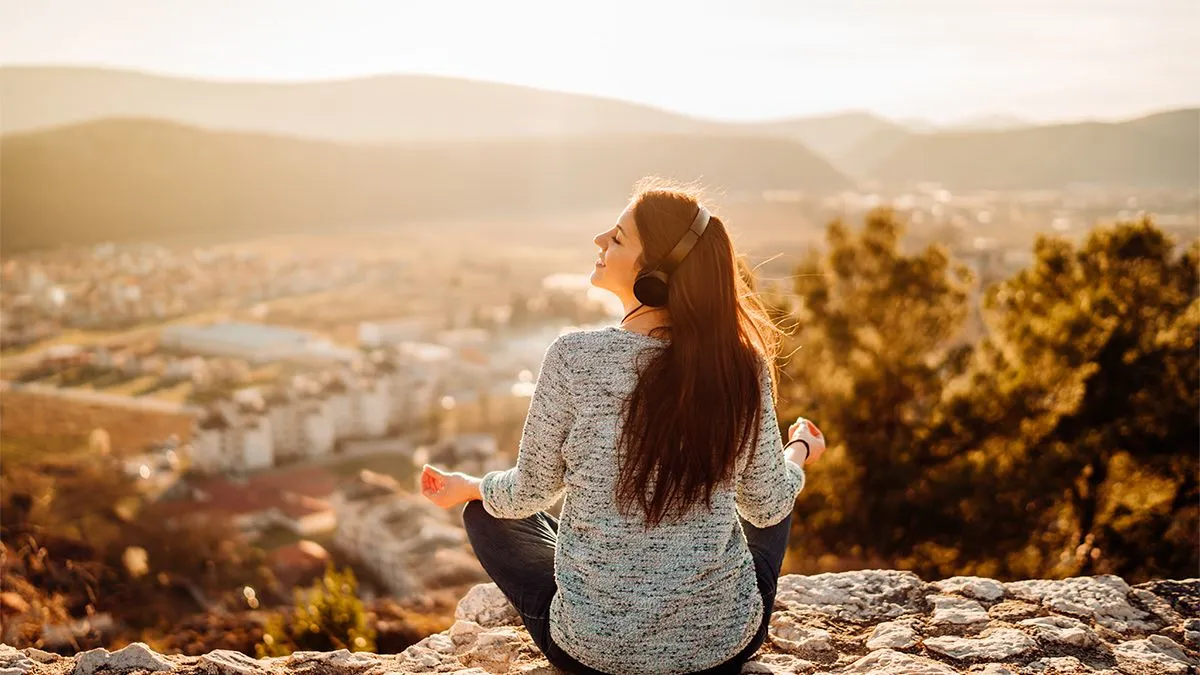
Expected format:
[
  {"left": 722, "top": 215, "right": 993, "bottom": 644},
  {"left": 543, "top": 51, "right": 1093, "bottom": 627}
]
[
  {"left": 257, "top": 564, "right": 376, "bottom": 657},
  {"left": 780, "top": 207, "right": 975, "bottom": 570},
  {"left": 928, "top": 218, "right": 1198, "bottom": 579},
  {"left": 779, "top": 210, "right": 1198, "bottom": 582}
]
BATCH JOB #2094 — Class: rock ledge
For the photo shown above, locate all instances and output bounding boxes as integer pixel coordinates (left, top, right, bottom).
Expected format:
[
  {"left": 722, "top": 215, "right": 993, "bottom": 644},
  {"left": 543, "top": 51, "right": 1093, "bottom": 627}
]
[{"left": 3, "top": 571, "right": 1197, "bottom": 674}]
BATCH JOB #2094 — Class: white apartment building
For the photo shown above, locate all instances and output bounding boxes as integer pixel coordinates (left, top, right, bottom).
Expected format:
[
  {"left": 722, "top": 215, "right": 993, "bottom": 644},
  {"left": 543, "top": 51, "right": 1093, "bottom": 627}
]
[
  {"left": 383, "top": 367, "right": 439, "bottom": 431},
  {"left": 265, "top": 396, "right": 305, "bottom": 462},
  {"left": 373, "top": 343, "right": 449, "bottom": 431},
  {"left": 331, "top": 471, "right": 469, "bottom": 598},
  {"left": 301, "top": 408, "right": 336, "bottom": 459},
  {"left": 190, "top": 402, "right": 275, "bottom": 474},
  {"left": 349, "top": 378, "right": 390, "bottom": 438},
  {"left": 264, "top": 387, "right": 337, "bottom": 463},
  {"left": 319, "top": 374, "right": 392, "bottom": 441}
]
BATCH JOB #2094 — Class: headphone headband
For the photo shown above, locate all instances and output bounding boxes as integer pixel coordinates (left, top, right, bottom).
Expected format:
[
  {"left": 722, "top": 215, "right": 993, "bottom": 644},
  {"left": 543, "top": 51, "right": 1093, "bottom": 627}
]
[
  {"left": 630, "top": 203, "right": 711, "bottom": 308},
  {"left": 656, "top": 205, "right": 710, "bottom": 276}
]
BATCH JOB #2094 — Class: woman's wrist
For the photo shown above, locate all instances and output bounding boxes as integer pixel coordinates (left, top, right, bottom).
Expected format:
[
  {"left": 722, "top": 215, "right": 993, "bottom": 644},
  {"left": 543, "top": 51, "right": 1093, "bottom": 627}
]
[
  {"left": 463, "top": 475, "right": 484, "bottom": 503},
  {"left": 784, "top": 438, "right": 811, "bottom": 463}
]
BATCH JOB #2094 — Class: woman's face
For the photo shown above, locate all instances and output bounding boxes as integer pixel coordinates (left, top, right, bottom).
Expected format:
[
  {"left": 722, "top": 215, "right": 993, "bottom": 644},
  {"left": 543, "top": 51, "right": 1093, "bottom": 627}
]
[{"left": 590, "top": 202, "right": 642, "bottom": 300}]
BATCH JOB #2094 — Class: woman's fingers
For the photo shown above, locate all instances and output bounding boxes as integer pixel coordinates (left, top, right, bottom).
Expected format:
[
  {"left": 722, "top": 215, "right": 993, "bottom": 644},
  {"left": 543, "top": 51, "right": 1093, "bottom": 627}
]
[
  {"left": 421, "top": 468, "right": 457, "bottom": 509},
  {"left": 420, "top": 465, "right": 447, "bottom": 498}
]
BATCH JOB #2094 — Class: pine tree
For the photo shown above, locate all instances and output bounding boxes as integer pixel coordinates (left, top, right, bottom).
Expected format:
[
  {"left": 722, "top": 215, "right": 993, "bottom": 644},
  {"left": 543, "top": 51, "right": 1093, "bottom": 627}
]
[
  {"left": 779, "top": 207, "right": 975, "bottom": 571},
  {"left": 929, "top": 218, "right": 1199, "bottom": 580}
]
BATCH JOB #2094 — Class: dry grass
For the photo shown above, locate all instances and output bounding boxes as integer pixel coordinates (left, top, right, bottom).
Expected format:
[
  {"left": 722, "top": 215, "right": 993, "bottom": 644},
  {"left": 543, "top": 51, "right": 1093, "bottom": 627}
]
[
  {"left": 247, "top": 363, "right": 283, "bottom": 383},
  {"left": 0, "top": 389, "right": 196, "bottom": 456},
  {"left": 101, "top": 374, "right": 158, "bottom": 396},
  {"left": 147, "top": 380, "right": 194, "bottom": 403}
]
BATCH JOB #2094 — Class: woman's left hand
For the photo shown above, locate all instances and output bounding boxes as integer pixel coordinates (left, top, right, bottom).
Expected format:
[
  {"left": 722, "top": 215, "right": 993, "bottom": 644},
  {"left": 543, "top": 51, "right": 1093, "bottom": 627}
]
[
  {"left": 787, "top": 417, "right": 827, "bottom": 466},
  {"left": 421, "top": 464, "right": 480, "bottom": 508}
]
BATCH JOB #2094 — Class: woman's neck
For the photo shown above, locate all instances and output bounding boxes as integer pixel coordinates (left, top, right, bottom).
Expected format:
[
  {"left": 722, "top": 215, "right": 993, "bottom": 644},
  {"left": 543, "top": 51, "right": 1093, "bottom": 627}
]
[{"left": 620, "top": 302, "right": 670, "bottom": 336}]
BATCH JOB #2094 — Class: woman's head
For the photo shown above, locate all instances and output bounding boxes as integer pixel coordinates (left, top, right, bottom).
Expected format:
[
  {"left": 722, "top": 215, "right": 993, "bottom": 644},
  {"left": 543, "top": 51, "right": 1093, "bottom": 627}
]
[
  {"left": 591, "top": 181, "right": 738, "bottom": 326},
  {"left": 602, "top": 178, "right": 787, "bottom": 528}
]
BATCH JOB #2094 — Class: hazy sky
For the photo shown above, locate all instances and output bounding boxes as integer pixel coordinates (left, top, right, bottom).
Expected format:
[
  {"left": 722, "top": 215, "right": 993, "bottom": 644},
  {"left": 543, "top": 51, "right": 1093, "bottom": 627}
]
[{"left": 2, "top": 0, "right": 1197, "bottom": 124}]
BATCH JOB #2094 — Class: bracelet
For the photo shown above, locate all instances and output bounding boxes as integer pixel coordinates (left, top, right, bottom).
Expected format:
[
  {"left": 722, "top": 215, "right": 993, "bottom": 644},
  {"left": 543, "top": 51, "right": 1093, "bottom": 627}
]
[{"left": 784, "top": 438, "right": 811, "bottom": 462}]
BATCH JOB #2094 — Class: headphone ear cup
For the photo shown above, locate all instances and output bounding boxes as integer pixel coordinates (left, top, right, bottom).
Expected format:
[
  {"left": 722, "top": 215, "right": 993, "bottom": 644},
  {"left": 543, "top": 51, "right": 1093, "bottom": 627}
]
[{"left": 633, "top": 272, "right": 670, "bottom": 307}]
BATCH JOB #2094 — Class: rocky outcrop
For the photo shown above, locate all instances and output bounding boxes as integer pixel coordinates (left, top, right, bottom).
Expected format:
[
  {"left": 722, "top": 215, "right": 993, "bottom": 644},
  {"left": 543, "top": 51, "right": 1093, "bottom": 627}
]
[{"left": 3, "top": 571, "right": 1197, "bottom": 674}]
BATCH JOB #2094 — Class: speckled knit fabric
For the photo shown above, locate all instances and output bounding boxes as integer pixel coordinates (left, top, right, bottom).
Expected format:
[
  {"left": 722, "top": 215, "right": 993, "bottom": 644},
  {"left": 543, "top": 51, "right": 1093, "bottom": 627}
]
[{"left": 479, "top": 326, "right": 806, "bottom": 674}]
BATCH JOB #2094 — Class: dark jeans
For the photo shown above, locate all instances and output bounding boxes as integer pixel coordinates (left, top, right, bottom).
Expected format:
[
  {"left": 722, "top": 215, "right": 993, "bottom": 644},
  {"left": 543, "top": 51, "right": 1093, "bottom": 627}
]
[{"left": 462, "top": 500, "right": 792, "bottom": 675}]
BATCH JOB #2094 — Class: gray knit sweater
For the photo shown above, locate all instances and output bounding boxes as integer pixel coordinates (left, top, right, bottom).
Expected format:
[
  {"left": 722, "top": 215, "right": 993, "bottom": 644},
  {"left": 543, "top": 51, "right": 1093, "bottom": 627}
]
[{"left": 479, "top": 326, "right": 806, "bottom": 674}]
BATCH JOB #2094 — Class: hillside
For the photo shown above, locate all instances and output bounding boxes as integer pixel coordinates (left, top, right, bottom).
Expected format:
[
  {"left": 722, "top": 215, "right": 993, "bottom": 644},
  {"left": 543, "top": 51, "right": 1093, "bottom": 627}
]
[
  {"left": 868, "top": 108, "right": 1200, "bottom": 190},
  {"left": 943, "top": 114, "right": 1032, "bottom": 132},
  {"left": 748, "top": 111, "right": 909, "bottom": 173},
  {"left": 0, "top": 118, "right": 851, "bottom": 251},
  {"left": 836, "top": 125, "right": 919, "bottom": 179},
  {"left": 0, "top": 66, "right": 724, "bottom": 142},
  {"left": 5, "top": 571, "right": 1196, "bottom": 673},
  {"left": 0, "top": 67, "right": 911, "bottom": 170}
]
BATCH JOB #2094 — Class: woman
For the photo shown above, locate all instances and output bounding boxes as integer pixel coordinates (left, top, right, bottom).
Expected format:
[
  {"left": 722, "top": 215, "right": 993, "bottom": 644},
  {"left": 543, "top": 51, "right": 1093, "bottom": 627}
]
[{"left": 420, "top": 181, "right": 826, "bottom": 674}]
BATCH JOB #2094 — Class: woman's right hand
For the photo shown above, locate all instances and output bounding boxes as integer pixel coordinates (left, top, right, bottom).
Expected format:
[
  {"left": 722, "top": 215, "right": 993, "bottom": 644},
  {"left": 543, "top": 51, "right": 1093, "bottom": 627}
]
[
  {"left": 421, "top": 464, "right": 479, "bottom": 509},
  {"left": 787, "top": 417, "right": 826, "bottom": 466}
]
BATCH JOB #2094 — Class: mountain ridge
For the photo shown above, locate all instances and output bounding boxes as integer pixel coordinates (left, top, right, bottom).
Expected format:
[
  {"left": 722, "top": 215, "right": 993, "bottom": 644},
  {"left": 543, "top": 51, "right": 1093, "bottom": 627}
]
[
  {"left": 3, "top": 66, "right": 1197, "bottom": 252},
  {"left": 0, "top": 117, "right": 851, "bottom": 252},
  {"left": 869, "top": 108, "right": 1200, "bottom": 189},
  {"left": 0, "top": 65, "right": 725, "bottom": 142}
]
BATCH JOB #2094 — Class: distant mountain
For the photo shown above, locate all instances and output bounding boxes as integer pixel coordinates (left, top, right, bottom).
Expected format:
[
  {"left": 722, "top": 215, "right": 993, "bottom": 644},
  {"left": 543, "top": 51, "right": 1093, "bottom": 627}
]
[
  {"left": 745, "top": 111, "right": 909, "bottom": 173},
  {"left": 900, "top": 114, "right": 1031, "bottom": 132},
  {"left": 0, "top": 66, "right": 723, "bottom": 141},
  {"left": 3, "top": 65, "right": 1194, "bottom": 221},
  {"left": 944, "top": 114, "right": 1031, "bottom": 131},
  {"left": 837, "top": 126, "right": 919, "bottom": 179},
  {"left": 0, "top": 66, "right": 901, "bottom": 178},
  {"left": 0, "top": 118, "right": 851, "bottom": 251},
  {"left": 869, "top": 109, "right": 1200, "bottom": 189}
]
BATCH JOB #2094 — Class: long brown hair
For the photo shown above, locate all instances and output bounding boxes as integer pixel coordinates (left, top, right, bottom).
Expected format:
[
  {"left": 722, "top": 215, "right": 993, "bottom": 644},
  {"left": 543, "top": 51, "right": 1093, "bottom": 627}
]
[{"left": 615, "top": 178, "right": 785, "bottom": 529}]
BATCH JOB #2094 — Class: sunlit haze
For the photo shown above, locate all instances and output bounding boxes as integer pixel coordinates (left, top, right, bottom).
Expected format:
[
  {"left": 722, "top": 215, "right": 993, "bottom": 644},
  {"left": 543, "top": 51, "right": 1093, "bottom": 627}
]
[
  {"left": 2, "top": 0, "right": 1198, "bottom": 666},
  {"left": 2, "top": 0, "right": 1197, "bottom": 124}
]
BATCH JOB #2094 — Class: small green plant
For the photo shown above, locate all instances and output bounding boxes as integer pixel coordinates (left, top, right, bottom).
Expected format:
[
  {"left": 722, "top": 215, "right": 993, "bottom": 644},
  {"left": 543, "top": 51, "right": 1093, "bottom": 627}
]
[{"left": 256, "top": 564, "right": 376, "bottom": 657}]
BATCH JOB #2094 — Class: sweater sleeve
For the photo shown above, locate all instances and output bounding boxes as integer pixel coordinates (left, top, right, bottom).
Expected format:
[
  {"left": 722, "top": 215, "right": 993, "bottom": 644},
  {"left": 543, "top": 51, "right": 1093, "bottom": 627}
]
[
  {"left": 479, "top": 334, "right": 575, "bottom": 519},
  {"left": 735, "top": 358, "right": 806, "bottom": 528}
]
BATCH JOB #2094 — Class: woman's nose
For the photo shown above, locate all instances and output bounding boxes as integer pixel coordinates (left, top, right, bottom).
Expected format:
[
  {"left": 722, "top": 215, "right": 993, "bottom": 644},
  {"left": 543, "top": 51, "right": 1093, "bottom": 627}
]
[{"left": 593, "top": 232, "right": 606, "bottom": 247}]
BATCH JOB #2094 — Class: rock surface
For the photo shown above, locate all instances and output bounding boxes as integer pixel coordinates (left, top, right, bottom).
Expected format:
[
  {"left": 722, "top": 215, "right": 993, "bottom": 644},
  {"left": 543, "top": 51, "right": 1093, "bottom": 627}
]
[{"left": 2, "top": 571, "right": 1197, "bottom": 674}]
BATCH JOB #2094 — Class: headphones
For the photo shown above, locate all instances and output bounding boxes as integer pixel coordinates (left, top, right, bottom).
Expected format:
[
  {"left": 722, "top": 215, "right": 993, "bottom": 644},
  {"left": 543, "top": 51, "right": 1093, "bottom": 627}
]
[{"left": 630, "top": 204, "right": 712, "bottom": 308}]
